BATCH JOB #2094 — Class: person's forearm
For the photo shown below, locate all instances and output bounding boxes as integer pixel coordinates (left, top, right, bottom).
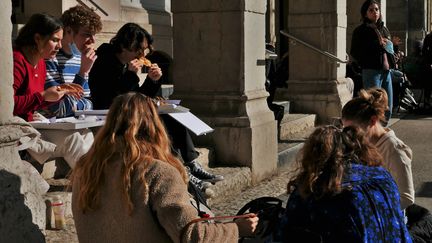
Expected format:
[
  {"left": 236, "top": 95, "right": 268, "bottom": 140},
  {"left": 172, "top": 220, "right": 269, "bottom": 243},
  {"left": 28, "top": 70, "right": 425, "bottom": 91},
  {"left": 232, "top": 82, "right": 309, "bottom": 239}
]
[{"left": 139, "top": 77, "right": 161, "bottom": 97}]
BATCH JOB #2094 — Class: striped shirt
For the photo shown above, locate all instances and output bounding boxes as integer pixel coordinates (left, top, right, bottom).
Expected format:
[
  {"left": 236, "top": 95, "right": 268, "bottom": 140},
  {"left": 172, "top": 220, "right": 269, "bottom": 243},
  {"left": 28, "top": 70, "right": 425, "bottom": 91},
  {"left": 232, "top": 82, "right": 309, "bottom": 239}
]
[{"left": 45, "top": 44, "right": 92, "bottom": 117}]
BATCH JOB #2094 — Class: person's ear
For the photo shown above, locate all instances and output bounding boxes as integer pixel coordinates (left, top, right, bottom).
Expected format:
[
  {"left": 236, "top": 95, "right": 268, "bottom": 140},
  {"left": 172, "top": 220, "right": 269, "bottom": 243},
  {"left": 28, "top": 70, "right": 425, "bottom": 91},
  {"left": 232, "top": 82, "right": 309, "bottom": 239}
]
[
  {"left": 64, "top": 26, "right": 73, "bottom": 35},
  {"left": 370, "top": 115, "right": 379, "bottom": 126},
  {"left": 34, "top": 33, "right": 43, "bottom": 49}
]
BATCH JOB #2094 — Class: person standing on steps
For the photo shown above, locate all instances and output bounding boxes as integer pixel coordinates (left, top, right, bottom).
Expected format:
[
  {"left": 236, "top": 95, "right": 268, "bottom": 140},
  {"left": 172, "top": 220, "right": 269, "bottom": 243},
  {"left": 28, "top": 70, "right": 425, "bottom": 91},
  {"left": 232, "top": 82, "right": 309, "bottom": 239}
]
[{"left": 351, "top": 0, "right": 395, "bottom": 125}]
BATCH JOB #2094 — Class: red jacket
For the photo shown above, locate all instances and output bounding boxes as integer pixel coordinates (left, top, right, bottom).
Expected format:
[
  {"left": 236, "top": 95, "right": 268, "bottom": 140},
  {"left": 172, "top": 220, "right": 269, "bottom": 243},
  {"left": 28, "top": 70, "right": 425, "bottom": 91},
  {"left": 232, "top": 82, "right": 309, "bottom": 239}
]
[{"left": 13, "top": 49, "right": 47, "bottom": 121}]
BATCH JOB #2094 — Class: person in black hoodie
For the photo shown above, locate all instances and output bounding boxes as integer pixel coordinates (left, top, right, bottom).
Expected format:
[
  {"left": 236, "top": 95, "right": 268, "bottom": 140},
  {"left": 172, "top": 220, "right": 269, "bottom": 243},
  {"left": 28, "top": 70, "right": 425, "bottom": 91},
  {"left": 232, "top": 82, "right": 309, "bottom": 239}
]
[
  {"left": 89, "top": 23, "right": 223, "bottom": 197},
  {"left": 350, "top": 0, "right": 395, "bottom": 124}
]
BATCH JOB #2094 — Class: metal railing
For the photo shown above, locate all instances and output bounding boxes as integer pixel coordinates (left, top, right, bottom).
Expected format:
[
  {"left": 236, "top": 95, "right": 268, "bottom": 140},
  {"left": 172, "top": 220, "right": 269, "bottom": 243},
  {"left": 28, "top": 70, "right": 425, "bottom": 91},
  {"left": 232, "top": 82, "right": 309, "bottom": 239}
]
[
  {"left": 76, "top": 0, "right": 108, "bottom": 16},
  {"left": 280, "top": 30, "right": 348, "bottom": 63}
]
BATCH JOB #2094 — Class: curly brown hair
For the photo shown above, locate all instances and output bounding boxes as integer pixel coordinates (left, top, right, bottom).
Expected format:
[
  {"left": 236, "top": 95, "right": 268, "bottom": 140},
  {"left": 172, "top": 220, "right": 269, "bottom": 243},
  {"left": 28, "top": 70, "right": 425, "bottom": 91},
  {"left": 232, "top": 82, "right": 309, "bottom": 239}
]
[
  {"left": 71, "top": 92, "right": 187, "bottom": 214},
  {"left": 61, "top": 5, "right": 102, "bottom": 34},
  {"left": 287, "top": 125, "right": 383, "bottom": 199}
]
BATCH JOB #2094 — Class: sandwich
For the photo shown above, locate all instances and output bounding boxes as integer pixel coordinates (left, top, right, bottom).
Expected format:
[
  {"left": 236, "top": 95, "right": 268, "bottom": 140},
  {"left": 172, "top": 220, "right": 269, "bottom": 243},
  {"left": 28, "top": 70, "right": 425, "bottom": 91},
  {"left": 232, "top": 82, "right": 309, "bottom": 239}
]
[
  {"left": 57, "top": 83, "right": 84, "bottom": 96},
  {"left": 138, "top": 57, "right": 152, "bottom": 67}
]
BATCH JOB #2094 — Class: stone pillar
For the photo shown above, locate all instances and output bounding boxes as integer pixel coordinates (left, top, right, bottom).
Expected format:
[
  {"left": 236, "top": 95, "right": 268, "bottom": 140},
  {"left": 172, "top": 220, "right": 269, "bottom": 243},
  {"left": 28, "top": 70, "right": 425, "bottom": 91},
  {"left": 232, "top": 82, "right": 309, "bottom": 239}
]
[
  {"left": 407, "top": 0, "right": 427, "bottom": 54},
  {"left": 276, "top": 0, "right": 352, "bottom": 123},
  {"left": 347, "top": 0, "right": 367, "bottom": 53},
  {"left": 387, "top": 0, "right": 408, "bottom": 54},
  {"left": 266, "top": 0, "right": 277, "bottom": 46},
  {"left": 0, "top": 4, "right": 13, "bottom": 122},
  {"left": 0, "top": 2, "right": 47, "bottom": 241},
  {"left": 171, "top": 0, "right": 278, "bottom": 182}
]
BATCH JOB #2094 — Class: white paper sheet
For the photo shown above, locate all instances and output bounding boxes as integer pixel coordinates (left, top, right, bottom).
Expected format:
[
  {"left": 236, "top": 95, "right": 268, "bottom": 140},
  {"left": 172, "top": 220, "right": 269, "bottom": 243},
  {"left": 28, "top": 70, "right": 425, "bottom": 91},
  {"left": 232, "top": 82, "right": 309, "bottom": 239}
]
[{"left": 168, "top": 112, "right": 214, "bottom": 136}]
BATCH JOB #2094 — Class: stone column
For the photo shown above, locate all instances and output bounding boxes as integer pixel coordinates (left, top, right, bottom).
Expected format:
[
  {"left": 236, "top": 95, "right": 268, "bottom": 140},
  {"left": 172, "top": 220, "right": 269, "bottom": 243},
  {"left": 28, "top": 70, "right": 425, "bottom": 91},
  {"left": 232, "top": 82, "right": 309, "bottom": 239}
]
[
  {"left": 347, "top": 0, "right": 367, "bottom": 53},
  {"left": 266, "top": 0, "right": 277, "bottom": 46},
  {"left": 276, "top": 0, "right": 352, "bottom": 123},
  {"left": 171, "top": 0, "right": 278, "bottom": 182},
  {"left": 407, "top": 0, "right": 427, "bottom": 54},
  {"left": 0, "top": 2, "right": 47, "bottom": 241},
  {"left": 386, "top": 0, "right": 408, "bottom": 53},
  {"left": 0, "top": 4, "right": 13, "bottom": 122}
]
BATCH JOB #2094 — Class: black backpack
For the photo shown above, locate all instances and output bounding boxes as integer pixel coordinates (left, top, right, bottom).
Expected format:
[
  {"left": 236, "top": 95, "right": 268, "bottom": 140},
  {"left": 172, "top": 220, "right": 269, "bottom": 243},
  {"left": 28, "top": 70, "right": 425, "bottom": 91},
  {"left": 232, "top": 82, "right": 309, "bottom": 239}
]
[{"left": 236, "top": 197, "right": 285, "bottom": 243}]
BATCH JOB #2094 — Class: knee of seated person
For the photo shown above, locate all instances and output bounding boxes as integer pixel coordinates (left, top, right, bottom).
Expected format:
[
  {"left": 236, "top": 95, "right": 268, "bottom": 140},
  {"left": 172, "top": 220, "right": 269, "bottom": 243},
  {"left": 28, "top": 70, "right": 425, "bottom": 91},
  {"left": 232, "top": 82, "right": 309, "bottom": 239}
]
[{"left": 61, "top": 132, "right": 94, "bottom": 168}]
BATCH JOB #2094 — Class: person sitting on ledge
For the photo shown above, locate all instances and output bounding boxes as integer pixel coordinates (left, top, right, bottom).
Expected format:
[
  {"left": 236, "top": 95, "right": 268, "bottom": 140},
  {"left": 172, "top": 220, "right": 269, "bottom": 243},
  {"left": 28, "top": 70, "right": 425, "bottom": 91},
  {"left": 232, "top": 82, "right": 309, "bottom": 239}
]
[
  {"left": 278, "top": 125, "right": 412, "bottom": 242},
  {"left": 44, "top": 5, "right": 102, "bottom": 118},
  {"left": 13, "top": 13, "right": 92, "bottom": 169},
  {"left": 71, "top": 92, "right": 259, "bottom": 242},
  {"left": 88, "top": 22, "right": 223, "bottom": 197}
]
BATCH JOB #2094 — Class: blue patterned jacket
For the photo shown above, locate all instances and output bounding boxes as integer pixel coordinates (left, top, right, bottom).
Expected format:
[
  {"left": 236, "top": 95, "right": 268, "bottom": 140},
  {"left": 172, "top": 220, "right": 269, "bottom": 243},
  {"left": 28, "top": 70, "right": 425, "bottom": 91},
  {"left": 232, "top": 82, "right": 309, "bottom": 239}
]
[{"left": 279, "top": 163, "right": 412, "bottom": 243}]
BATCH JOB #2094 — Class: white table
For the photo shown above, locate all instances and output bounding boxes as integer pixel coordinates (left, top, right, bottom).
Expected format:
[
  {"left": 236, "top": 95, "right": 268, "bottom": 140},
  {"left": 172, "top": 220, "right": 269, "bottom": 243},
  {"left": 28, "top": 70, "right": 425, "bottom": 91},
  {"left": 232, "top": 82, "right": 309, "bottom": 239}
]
[{"left": 29, "top": 116, "right": 104, "bottom": 145}]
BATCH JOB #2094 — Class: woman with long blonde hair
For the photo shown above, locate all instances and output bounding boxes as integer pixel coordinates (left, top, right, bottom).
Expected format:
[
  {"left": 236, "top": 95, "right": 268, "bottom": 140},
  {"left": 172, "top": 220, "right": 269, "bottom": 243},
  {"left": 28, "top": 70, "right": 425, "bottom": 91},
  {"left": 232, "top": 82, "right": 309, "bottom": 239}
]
[
  {"left": 279, "top": 125, "right": 412, "bottom": 242},
  {"left": 72, "top": 92, "right": 257, "bottom": 243}
]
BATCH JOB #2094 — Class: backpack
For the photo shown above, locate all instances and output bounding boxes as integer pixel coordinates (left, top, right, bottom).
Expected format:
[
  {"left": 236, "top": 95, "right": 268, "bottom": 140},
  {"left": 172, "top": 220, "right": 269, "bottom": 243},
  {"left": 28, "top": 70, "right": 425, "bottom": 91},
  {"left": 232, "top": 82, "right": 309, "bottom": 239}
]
[{"left": 236, "top": 197, "right": 285, "bottom": 243}]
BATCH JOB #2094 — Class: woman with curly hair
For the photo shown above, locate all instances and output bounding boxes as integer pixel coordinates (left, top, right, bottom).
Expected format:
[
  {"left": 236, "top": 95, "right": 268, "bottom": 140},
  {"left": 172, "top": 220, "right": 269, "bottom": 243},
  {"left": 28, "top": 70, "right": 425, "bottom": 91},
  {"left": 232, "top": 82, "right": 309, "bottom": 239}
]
[
  {"left": 71, "top": 92, "right": 258, "bottom": 243},
  {"left": 279, "top": 125, "right": 412, "bottom": 242}
]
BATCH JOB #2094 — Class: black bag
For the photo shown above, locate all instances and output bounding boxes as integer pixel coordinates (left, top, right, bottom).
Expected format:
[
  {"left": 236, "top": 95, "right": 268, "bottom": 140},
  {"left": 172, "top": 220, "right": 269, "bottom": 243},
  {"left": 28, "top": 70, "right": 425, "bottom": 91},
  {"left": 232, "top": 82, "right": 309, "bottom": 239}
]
[
  {"left": 236, "top": 197, "right": 285, "bottom": 243},
  {"left": 188, "top": 181, "right": 213, "bottom": 218}
]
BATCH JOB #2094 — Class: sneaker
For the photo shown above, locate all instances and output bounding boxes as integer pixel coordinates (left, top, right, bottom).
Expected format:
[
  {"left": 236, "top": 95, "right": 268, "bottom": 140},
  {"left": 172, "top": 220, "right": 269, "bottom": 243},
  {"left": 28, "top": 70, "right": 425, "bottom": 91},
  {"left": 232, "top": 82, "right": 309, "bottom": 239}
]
[
  {"left": 188, "top": 168, "right": 212, "bottom": 191},
  {"left": 188, "top": 161, "right": 224, "bottom": 183}
]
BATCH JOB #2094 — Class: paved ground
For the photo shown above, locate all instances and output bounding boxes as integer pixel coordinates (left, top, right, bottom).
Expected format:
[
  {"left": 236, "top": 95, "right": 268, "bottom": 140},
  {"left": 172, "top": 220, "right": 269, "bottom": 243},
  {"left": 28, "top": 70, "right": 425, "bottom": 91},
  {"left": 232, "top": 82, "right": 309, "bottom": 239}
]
[
  {"left": 211, "top": 112, "right": 432, "bottom": 215},
  {"left": 45, "top": 112, "right": 432, "bottom": 242},
  {"left": 391, "top": 113, "right": 432, "bottom": 211}
]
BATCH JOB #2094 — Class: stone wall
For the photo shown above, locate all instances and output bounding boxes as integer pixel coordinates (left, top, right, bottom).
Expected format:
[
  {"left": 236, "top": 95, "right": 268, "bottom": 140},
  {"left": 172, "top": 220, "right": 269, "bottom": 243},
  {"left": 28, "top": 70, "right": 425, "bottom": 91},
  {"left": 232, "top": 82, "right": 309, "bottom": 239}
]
[
  {"left": 276, "top": 0, "right": 352, "bottom": 123},
  {"left": 0, "top": 1, "right": 48, "bottom": 241},
  {"left": 172, "top": 0, "right": 278, "bottom": 182}
]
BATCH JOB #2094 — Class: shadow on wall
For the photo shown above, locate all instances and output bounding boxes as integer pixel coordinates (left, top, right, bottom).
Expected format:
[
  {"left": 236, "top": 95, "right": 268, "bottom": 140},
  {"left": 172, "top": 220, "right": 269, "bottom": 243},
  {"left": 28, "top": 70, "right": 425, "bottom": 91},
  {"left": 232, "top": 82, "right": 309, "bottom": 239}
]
[{"left": 0, "top": 170, "right": 45, "bottom": 243}]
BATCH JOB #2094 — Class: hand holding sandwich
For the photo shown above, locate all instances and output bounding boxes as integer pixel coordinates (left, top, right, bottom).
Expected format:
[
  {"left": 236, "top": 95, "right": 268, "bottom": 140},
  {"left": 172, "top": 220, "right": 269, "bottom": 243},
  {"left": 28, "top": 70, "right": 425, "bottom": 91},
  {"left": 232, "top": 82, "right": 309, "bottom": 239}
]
[{"left": 129, "top": 57, "right": 162, "bottom": 81}]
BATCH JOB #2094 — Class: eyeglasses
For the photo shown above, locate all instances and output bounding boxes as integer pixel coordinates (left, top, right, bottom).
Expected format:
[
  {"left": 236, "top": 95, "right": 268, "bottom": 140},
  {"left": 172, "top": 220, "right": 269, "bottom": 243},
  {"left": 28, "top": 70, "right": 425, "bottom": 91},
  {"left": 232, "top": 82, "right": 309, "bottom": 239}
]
[{"left": 132, "top": 44, "right": 153, "bottom": 58}]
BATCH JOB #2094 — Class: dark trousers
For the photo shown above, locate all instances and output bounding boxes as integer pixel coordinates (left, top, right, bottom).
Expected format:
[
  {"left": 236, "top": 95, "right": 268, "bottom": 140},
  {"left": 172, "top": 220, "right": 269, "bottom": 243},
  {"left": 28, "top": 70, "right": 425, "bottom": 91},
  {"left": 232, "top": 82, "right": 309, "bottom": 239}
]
[{"left": 160, "top": 114, "right": 199, "bottom": 164}]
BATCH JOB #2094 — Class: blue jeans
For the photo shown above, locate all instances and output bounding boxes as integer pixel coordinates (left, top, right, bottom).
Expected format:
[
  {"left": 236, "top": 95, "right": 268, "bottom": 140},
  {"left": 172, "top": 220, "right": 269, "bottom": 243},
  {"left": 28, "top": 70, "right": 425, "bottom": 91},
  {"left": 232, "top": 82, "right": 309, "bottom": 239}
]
[{"left": 362, "top": 69, "right": 393, "bottom": 122}]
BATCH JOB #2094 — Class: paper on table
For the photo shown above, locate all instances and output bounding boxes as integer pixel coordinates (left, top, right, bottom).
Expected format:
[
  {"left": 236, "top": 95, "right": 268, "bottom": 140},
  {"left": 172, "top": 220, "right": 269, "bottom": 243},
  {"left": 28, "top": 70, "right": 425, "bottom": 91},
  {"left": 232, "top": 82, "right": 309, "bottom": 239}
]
[
  {"left": 168, "top": 112, "right": 214, "bottom": 136},
  {"left": 29, "top": 116, "right": 104, "bottom": 130},
  {"left": 75, "top": 110, "right": 109, "bottom": 116},
  {"left": 74, "top": 105, "right": 188, "bottom": 116}
]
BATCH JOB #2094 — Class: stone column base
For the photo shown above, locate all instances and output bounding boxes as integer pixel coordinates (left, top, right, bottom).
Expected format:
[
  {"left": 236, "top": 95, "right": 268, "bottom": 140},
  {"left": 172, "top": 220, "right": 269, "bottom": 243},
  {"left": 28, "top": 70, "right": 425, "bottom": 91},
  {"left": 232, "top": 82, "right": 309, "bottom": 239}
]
[
  {"left": 210, "top": 118, "right": 278, "bottom": 183},
  {"left": 275, "top": 78, "right": 353, "bottom": 124},
  {"left": 177, "top": 92, "right": 278, "bottom": 183}
]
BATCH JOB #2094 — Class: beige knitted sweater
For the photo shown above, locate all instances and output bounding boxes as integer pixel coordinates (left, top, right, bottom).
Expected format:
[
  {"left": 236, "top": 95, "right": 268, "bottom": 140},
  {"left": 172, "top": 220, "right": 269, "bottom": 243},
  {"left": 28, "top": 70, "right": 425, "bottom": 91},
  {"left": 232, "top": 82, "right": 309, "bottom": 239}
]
[
  {"left": 375, "top": 128, "right": 414, "bottom": 209},
  {"left": 72, "top": 158, "right": 239, "bottom": 243}
]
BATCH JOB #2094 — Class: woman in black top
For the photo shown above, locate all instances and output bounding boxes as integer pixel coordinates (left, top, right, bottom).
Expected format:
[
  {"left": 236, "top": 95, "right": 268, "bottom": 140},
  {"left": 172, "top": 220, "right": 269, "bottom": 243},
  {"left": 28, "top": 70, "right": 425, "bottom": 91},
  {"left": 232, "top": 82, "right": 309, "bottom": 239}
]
[
  {"left": 89, "top": 23, "right": 223, "bottom": 195},
  {"left": 350, "top": 0, "right": 394, "bottom": 124}
]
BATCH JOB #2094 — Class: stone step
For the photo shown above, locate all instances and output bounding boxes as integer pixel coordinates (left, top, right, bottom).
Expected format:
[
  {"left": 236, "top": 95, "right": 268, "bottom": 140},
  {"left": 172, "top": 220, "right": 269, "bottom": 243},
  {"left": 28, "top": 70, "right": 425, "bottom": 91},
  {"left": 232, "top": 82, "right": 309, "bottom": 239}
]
[
  {"left": 42, "top": 131, "right": 312, "bottom": 241},
  {"left": 206, "top": 167, "right": 252, "bottom": 206},
  {"left": 277, "top": 124, "right": 315, "bottom": 168},
  {"left": 210, "top": 163, "right": 297, "bottom": 216},
  {"left": 279, "top": 113, "right": 316, "bottom": 141}
]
